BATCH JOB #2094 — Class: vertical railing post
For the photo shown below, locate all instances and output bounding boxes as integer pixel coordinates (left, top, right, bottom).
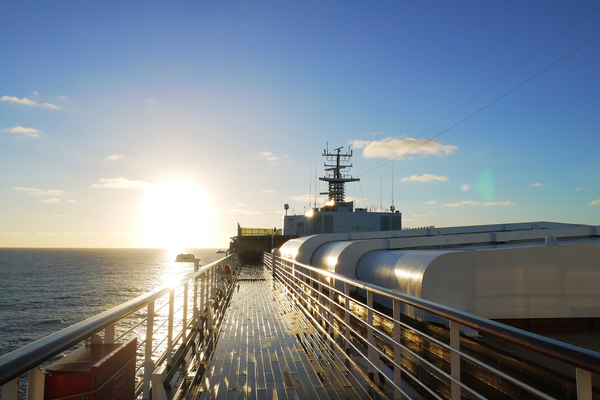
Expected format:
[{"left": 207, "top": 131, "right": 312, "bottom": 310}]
[
  {"left": 312, "top": 270, "right": 318, "bottom": 320},
  {"left": 26, "top": 367, "right": 44, "bottom": 400},
  {"left": 316, "top": 272, "right": 324, "bottom": 329},
  {"left": 212, "top": 267, "right": 216, "bottom": 300},
  {"left": 183, "top": 281, "right": 188, "bottom": 345},
  {"left": 576, "top": 368, "right": 592, "bottom": 400},
  {"left": 329, "top": 277, "right": 335, "bottom": 337},
  {"left": 367, "top": 291, "right": 375, "bottom": 381},
  {"left": 393, "top": 299, "right": 402, "bottom": 400},
  {"left": 193, "top": 260, "right": 199, "bottom": 331},
  {"left": 167, "top": 289, "right": 175, "bottom": 367},
  {"left": 344, "top": 282, "right": 350, "bottom": 354},
  {"left": 450, "top": 320, "right": 461, "bottom": 400},
  {"left": 143, "top": 300, "right": 155, "bottom": 400},
  {"left": 290, "top": 262, "right": 295, "bottom": 300},
  {"left": 104, "top": 324, "right": 115, "bottom": 344},
  {"left": 293, "top": 262, "right": 298, "bottom": 295},
  {"left": 207, "top": 268, "right": 211, "bottom": 304},
  {"left": 201, "top": 272, "right": 207, "bottom": 327},
  {"left": 2, "top": 377, "right": 19, "bottom": 400}
]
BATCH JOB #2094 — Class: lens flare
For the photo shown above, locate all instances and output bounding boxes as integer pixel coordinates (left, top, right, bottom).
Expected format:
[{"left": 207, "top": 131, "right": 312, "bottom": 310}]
[{"left": 476, "top": 170, "right": 495, "bottom": 202}]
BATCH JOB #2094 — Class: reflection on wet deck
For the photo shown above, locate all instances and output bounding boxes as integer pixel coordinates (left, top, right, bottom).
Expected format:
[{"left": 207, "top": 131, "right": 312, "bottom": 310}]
[{"left": 193, "top": 266, "right": 382, "bottom": 399}]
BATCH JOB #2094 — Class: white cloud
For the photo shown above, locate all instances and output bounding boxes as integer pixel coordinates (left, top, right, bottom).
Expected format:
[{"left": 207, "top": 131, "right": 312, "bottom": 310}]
[
  {"left": 424, "top": 200, "right": 436, "bottom": 205},
  {"left": 529, "top": 183, "right": 543, "bottom": 187},
  {"left": 350, "top": 136, "right": 457, "bottom": 159},
  {"left": 13, "top": 187, "right": 67, "bottom": 196},
  {"left": 258, "top": 151, "right": 281, "bottom": 163},
  {"left": 67, "top": 200, "right": 77, "bottom": 203},
  {"left": 32, "top": 91, "right": 40, "bottom": 97},
  {"left": 104, "top": 154, "right": 125, "bottom": 161},
  {"left": 588, "top": 199, "right": 600, "bottom": 206},
  {"left": 3, "top": 126, "right": 41, "bottom": 138},
  {"left": 483, "top": 201, "right": 518, "bottom": 206},
  {"left": 262, "top": 189, "right": 275, "bottom": 193},
  {"left": 442, "top": 201, "right": 482, "bottom": 207},
  {"left": 145, "top": 99, "right": 158, "bottom": 104},
  {"left": 401, "top": 174, "right": 449, "bottom": 183},
  {"left": 40, "top": 198, "right": 60, "bottom": 203},
  {"left": 58, "top": 95, "right": 68, "bottom": 100},
  {"left": 575, "top": 188, "right": 585, "bottom": 192},
  {"left": 92, "top": 177, "right": 153, "bottom": 190},
  {"left": 442, "top": 200, "right": 518, "bottom": 207},
  {"left": 1, "top": 95, "right": 59, "bottom": 110}
]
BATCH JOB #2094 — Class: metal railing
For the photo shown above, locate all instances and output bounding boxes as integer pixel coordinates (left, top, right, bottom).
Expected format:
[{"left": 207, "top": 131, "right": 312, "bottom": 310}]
[
  {"left": 265, "top": 252, "right": 600, "bottom": 400},
  {"left": 0, "top": 253, "right": 239, "bottom": 400},
  {"left": 238, "top": 225, "right": 280, "bottom": 237}
]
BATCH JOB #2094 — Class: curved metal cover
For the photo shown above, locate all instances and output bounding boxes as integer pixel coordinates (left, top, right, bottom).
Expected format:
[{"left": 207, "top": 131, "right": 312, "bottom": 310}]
[
  {"left": 356, "top": 249, "right": 450, "bottom": 298},
  {"left": 279, "top": 235, "right": 313, "bottom": 260},
  {"left": 311, "top": 241, "right": 357, "bottom": 272}
]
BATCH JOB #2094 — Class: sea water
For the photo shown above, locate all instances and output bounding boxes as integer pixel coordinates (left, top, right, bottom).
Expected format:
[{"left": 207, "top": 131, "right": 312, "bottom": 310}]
[{"left": 0, "top": 248, "right": 224, "bottom": 358}]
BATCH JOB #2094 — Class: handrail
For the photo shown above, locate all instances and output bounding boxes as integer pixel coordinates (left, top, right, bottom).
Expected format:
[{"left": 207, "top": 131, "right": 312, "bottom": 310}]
[
  {"left": 273, "top": 255, "right": 600, "bottom": 376},
  {"left": 0, "top": 254, "right": 235, "bottom": 386}
]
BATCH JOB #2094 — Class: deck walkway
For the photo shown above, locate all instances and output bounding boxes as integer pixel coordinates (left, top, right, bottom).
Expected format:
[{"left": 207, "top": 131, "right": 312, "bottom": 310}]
[{"left": 192, "top": 266, "right": 385, "bottom": 400}]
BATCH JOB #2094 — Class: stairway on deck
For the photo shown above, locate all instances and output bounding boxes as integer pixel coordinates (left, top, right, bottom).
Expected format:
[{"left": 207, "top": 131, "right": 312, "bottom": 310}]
[{"left": 192, "top": 266, "right": 384, "bottom": 400}]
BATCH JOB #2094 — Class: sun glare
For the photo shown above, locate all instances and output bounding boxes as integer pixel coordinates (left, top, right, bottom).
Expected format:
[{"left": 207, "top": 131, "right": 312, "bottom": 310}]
[{"left": 140, "top": 181, "right": 212, "bottom": 249}]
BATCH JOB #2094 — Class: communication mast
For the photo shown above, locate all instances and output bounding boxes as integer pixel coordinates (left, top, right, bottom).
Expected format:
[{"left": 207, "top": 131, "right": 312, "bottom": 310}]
[{"left": 319, "top": 145, "right": 359, "bottom": 203}]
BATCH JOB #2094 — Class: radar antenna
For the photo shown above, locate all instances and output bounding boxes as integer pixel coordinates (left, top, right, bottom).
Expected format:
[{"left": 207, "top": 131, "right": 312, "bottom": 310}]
[{"left": 319, "top": 146, "right": 359, "bottom": 203}]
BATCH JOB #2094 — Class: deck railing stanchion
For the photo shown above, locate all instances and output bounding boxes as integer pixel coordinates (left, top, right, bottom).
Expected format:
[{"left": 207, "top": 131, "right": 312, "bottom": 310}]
[
  {"left": 198, "top": 272, "right": 205, "bottom": 330},
  {"left": 143, "top": 300, "right": 155, "bottom": 400},
  {"left": 450, "top": 320, "right": 461, "bottom": 400},
  {"left": 367, "top": 291, "right": 375, "bottom": 381},
  {"left": 2, "top": 377, "right": 19, "bottom": 400},
  {"left": 393, "top": 299, "right": 402, "bottom": 400},
  {"left": 183, "top": 282, "right": 188, "bottom": 344},
  {"left": 26, "top": 367, "right": 44, "bottom": 400},
  {"left": 167, "top": 289, "right": 175, "bottom": 367},
  {"left": 329, "top": 277, "right": 335, "bottom": 337},
  {"left": 344, "top": 282, "right": 350, "bottom": 354},
  {"left": 318, "top": 275, "right": 324, "bottom": 328},
  {"left": 104, "top": 324, "right": 114, "bottom": 344},
  {"left": 193, "top": 260, "right": 199, "bottom": 331},
  {"left": 212, "top": 267, "right": 216, "bottom": 300},
  {"left": 576, "top": 368, "right": 592, "bottom": 400}
]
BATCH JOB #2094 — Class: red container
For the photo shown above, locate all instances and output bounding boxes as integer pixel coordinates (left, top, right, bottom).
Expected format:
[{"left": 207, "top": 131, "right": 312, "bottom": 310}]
[{"left": 44, "top": 338, "right": 136, "bottom": 400}]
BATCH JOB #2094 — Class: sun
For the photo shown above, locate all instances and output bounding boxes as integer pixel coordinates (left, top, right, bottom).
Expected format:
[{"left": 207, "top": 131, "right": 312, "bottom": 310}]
[{"left": 140, "top": 181, "right": 212, "bottom": 249}]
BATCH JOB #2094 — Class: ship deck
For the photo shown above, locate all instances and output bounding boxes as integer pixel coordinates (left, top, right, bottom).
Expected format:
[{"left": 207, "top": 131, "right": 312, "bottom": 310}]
[{"left": 187, "top": 266, "right": 387, "bottom": 400}]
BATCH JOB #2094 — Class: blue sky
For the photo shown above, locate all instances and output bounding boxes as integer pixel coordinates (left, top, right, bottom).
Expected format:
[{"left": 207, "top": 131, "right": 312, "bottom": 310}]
[{"left": 1, "top": 1, "right": 599, "bottom": 248}]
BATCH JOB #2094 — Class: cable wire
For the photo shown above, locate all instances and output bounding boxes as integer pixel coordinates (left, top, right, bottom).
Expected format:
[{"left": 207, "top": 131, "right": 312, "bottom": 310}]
[
  {"left": 357, "top": 4, "right": 600, "bottom": 176},
  {"left": 358, "top": 29, "right": 600, "bottom": 177}
]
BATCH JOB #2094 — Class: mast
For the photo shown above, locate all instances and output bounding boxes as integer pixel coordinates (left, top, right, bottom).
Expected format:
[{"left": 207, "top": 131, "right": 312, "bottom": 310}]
[{"left": 319, "top": 146, "right": 359, "bottom": 203}]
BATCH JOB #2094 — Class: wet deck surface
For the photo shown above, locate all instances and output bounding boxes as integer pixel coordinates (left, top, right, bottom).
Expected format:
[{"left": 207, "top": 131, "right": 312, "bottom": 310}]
[{"left": 194, "top": 266, "right": 383, "bottom": 399}]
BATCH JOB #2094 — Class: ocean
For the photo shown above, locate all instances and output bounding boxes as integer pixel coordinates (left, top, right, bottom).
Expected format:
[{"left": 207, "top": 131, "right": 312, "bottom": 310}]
[{"left": 0, "top": 248, "right": 224, "bottom": 358}]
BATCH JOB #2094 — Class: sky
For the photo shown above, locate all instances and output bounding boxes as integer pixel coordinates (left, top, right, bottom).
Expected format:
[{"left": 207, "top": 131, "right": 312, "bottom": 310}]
[{"left": 1, "top": 1, "right": 599, "bottom": 249}]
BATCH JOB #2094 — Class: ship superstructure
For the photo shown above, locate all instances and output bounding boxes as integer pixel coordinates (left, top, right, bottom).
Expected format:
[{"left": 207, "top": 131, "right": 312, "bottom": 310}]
[{"left": 283, "top": 145, "right": 401, "bottom": 236}]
